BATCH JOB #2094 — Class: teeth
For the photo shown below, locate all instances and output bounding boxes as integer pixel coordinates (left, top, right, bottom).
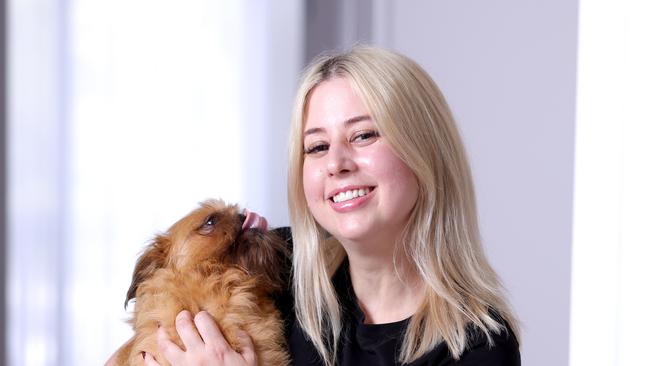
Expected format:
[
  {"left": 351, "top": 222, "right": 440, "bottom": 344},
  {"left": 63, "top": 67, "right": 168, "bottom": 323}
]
[{"left": 332, "top": 188, "right": 371, "bottom": 203}]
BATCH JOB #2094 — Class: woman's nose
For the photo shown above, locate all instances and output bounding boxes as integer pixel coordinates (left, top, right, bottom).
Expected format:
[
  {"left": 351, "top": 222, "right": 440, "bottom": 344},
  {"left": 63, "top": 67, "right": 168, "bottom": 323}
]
[{"left": 327, "top": 144, "right": 356, "bottom": 176}]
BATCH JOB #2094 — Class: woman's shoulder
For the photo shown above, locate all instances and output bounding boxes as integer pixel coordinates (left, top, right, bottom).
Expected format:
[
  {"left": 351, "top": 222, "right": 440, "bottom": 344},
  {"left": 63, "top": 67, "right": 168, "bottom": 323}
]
[
  {"left": 459, "top": 321, "right": 521, "bottom": 366},
  {"left": 448, "top": 319, "right": 520, "bottom": 365},
  {"left": 414, "top": 317, "right": 520, "bottom": 366}
]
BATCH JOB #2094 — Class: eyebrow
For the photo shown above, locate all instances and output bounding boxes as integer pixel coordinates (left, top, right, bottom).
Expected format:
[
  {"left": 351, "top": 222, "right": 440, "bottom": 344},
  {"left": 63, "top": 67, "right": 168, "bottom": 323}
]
[{"left": 303, "top": 115, "right": 372, "bottom": 138}]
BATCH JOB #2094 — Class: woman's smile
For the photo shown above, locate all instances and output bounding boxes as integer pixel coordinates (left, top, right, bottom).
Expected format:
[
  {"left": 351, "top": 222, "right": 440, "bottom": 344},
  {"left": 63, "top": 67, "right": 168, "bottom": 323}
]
[{"left": 327, "top": 185, "right": 376, "bottom": 212}]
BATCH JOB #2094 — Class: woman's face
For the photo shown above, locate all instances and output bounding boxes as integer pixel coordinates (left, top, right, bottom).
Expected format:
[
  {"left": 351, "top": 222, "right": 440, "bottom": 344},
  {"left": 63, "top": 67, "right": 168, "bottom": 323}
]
[{"left": 302, "top": 77, "right": 419, "bottom": 247}]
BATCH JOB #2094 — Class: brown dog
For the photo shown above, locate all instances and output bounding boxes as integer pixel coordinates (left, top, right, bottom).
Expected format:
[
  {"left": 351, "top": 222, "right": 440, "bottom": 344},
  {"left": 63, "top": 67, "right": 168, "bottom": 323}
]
[{"left": 114, "top": 199, "right": 290, "bottom": 366}]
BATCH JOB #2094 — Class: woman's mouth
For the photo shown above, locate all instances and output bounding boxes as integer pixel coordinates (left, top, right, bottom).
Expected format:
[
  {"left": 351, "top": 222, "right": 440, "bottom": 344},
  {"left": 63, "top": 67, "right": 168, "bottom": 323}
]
[{"left": 329, "top": 187, "right": 375, "bottom": 203}]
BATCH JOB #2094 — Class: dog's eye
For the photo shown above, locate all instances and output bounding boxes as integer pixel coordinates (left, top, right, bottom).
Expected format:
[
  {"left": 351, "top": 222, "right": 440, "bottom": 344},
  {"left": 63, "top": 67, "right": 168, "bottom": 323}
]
[
  {"left": 198, "top": 214, "right": 218, "bottom": 234},
  {"left": 204, "top": 214, "right": 217, "bottom": 226},
  {"left": 205, "top": 215, "right": 215, "bottom": 226}
]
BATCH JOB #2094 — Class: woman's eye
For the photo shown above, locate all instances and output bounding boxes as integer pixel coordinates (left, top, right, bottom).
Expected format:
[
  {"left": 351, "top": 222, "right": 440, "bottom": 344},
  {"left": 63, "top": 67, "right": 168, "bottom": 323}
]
[
  {"left": 304, "top": 143, "right": 329, "bottom": 155},
  {"left": 352, "top": 130, "right": 380, "bottom": 142}
]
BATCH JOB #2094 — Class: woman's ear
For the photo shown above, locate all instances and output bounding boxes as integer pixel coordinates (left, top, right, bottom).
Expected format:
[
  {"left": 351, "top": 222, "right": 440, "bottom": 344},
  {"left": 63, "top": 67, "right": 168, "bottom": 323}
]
[{"left": 124, "top": 234, "right": 170, "bottom": 308}]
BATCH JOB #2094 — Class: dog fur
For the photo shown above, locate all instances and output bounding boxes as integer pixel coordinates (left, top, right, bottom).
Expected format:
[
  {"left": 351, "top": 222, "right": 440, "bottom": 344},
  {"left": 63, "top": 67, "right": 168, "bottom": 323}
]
[{"left": 114, "top": 199, "right": 290, "bottom": 366}]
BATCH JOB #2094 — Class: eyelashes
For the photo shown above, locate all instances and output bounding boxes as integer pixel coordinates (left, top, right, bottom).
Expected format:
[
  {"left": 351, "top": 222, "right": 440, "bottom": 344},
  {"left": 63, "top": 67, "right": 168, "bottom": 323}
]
[
  {"left": 303, "top": 130, "right": 380, "bottom": 155},
  {"left": 352, "top": 130, "right": 380, "bottom": 142},
  {"left": 304, "top": 143, "right": 328, "bottom": 155}
]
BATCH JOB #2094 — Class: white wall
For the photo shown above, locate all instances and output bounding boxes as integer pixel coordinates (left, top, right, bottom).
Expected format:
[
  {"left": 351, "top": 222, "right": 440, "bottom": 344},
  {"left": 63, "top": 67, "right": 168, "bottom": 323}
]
[
  {"left": 571, "top": 1, "right": 650, "bottom": 365},
  {"left": 374, "top": 1, "right": 578, "bottom": 365}
]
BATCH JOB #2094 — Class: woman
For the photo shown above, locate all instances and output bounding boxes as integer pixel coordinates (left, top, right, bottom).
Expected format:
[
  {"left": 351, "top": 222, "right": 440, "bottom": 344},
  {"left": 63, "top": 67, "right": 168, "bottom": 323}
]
[{"left": 113, "top": 46, "right": 520, "bottom": 365}]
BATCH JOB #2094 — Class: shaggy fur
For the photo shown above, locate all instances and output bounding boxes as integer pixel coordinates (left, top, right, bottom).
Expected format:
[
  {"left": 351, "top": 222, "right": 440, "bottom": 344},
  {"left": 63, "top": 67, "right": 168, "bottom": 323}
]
[{"left": 114, "top": 199, "right": 290, "bottom": 366}]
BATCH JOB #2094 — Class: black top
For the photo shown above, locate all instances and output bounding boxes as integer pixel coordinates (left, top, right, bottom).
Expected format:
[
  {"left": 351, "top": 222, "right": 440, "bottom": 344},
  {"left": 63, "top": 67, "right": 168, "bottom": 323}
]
[{"left": 271, "top": 227, "right": 520, "bottom": 366}]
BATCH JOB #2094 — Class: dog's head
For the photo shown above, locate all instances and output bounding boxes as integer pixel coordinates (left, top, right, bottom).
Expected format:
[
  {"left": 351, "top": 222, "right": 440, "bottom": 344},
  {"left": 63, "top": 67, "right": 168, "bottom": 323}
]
[{"left": 124, "top": 199, "right": 288, "bottom": 308}]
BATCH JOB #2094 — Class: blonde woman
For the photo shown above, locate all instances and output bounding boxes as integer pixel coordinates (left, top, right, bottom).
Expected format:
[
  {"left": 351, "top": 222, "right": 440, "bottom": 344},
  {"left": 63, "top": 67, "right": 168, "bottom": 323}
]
[{"left": 110, "top": 46, "right": 520, "bottom": 366}]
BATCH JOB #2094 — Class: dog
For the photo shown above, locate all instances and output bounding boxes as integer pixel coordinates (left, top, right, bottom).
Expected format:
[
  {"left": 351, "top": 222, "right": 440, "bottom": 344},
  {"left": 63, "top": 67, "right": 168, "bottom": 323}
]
[{"left": 114, "top": 199, "right": 290, "bottom": 366}]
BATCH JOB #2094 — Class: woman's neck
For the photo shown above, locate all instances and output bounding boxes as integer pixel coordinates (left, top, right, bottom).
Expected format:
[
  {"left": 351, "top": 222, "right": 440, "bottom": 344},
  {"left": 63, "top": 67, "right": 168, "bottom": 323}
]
[{"left": 346, "top": 251, "right": 425, "bottom": 324}]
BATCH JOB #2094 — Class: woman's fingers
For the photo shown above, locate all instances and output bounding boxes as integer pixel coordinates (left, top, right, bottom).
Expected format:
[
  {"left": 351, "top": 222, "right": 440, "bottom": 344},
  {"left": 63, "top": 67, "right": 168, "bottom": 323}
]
[
  {"left": 194, "top": 311, "right": 227, "bottom": 352},
  {"left": 236, "top": 329, "right": 257, "bottom": 365},
  {"left": 194, "top": 312, "right": 254, "bottom": 362},
  {"left": 174, "top": 310, "right": 204, "bottom": 350},
  {"left": 157, "top": 325, "right": 185, "bottom": 363},
  {"left": 155, "top": 310, "right": 258, "bottom": 366},
  {"left": 143, "top": 352, "right": 161, "bottom": 366}
]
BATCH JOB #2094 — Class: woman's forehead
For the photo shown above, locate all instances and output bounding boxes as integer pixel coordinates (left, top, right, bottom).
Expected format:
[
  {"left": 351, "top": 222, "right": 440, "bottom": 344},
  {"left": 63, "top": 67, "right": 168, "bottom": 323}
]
[{"left": 302, "top": 78, "right": 372, "bottom": 130}]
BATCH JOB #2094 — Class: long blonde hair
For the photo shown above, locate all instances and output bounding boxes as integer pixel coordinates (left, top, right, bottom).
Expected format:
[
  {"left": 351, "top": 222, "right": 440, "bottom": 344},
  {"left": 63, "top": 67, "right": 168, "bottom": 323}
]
[{"left": 288, "top": 46, "right": 519, "bottom": 366}]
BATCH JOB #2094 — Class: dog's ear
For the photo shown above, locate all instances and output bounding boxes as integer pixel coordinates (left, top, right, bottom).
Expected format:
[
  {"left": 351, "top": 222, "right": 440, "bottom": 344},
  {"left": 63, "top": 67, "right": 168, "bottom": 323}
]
[{"left": 124, "top": 234, "right": 170, "bottom": 308}]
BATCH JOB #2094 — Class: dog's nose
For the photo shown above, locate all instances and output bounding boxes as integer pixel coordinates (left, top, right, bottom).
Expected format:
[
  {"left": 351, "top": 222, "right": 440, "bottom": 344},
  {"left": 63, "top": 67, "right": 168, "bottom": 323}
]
[{"left": 238, "top": 214, "right": 246, "bottom": 226}]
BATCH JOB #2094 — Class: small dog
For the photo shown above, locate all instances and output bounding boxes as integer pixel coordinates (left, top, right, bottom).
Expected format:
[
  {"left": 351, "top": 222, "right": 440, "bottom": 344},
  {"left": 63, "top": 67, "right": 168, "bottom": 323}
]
[{"left": 114, "top": 199, "right": 290, "bottom": 366}]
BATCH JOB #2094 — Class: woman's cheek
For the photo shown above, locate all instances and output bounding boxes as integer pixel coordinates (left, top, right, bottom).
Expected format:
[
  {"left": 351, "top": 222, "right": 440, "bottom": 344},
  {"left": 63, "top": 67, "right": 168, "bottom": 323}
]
[{"left": 302, "top": 163, "right": 323, "bottom": 205}]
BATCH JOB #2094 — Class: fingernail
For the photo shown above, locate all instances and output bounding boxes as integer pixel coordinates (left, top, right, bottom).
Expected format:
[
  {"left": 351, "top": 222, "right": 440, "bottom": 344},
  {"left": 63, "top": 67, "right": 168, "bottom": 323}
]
[{"left": 177, "top": 310, "right": 190, "bottom": 321}]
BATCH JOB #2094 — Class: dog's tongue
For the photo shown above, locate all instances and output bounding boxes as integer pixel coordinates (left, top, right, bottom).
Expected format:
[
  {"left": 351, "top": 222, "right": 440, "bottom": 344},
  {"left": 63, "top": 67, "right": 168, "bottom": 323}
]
[{"left": 242, "top": 209, "right": 268, "bottom": 231}]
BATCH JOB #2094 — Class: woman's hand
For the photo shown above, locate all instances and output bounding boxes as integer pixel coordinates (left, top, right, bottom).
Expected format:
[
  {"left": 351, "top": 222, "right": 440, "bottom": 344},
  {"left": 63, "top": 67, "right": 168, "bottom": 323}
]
[{"left": 144, "top": 310, "right": 258, "bottom": 366}]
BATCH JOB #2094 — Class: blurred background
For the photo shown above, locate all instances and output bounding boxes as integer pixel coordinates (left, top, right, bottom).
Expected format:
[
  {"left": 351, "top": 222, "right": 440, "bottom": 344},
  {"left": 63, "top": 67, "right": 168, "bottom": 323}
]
[{"left": 2, "top": 0, "right": 649, "bottom": 365}]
